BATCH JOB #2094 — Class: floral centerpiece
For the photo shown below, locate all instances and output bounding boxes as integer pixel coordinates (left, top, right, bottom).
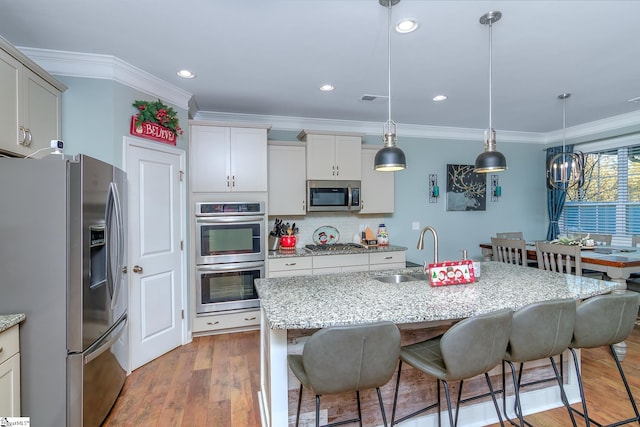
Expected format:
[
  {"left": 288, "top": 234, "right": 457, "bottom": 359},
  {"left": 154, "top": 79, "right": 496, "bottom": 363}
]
[
  {"left": 551, "top": 234, "right": 594, "bottom": 247},
  {"left": 130, "top": 99, "right": 183, "bottom": 145}
]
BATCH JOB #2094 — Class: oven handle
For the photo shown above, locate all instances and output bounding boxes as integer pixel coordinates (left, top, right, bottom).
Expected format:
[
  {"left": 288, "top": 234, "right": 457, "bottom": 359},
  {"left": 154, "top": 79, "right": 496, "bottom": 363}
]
[
  {"left": 196, "top": 261, "right": 265, "bottom": 272},
  {"left": 196, "top": 215, "right": 265, "bottom": 224}
]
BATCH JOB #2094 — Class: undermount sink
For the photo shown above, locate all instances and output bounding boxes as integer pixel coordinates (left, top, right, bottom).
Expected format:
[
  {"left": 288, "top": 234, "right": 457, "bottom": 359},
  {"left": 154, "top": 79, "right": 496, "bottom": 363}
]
[{"left": 374, "top": 273, "right": 430, "bottom": 283}]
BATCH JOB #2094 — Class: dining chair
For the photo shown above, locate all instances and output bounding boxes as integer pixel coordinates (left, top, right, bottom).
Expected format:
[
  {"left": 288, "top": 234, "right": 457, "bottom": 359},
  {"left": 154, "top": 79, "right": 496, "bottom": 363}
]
[
  {"left": 391, "top": 308, "right": 513, "bottom": 427},
  {"left": 574, "top": 232, "right": 612, "bottom": 246},
  {"left": 502, "top": 299, "right": 578, "bottom": 427},
  {"left": 565, "top": 291, "right": 640, "bottom": 427},
  {"left": 496, "top": 232, "right": 524, "bottom": 240},
  {"left": 288, "top": 321, "right": 401, "bottom": 427},
  {"left": 491, "top": 237, "right": 528, "bottom": 266},
  {"left": 535, "top": 241, "right": 582, "bottom": 276}
]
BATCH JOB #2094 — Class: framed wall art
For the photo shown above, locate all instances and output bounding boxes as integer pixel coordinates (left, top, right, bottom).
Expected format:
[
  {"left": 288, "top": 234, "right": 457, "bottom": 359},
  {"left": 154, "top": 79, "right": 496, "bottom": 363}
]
[{"left": 446, "top": 164, "right": 487, "bottom": 211}]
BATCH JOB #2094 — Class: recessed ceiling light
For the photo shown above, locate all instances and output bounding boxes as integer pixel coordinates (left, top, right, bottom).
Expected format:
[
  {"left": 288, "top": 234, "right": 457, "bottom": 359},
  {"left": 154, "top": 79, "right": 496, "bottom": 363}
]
[
  {"left": 433, "top": 95, "right": 448, "bottom": 102},
  {"left": 320, "top": 84, "right": 334, "bottom": 92},
  {"left": 177, "top": 69, "right": 196, "bottom": 79},
  {"left": 396, "top": 19, "right": 418, "bottom": 33}
]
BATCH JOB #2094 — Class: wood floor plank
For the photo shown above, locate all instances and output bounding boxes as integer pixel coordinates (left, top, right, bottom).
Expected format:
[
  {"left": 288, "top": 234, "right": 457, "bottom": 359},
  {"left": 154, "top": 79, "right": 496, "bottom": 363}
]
[{"left": 105, "top": 327, "right": 640, "bottom": 427}]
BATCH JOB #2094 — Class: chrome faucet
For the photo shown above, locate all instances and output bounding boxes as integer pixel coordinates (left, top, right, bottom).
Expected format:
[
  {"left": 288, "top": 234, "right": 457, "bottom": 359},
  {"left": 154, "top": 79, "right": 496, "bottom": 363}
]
[{"left": 417, "top": 226, "right": 439, "bottom": 273}]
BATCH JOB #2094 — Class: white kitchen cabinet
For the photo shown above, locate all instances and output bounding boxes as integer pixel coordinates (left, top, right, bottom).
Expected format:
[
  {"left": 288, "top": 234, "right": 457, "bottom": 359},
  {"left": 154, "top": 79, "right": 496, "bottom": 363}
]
[
  {"left": 298, "top": 131, "right": 362, "bottom": 181},
  {"left": 268, "top": 256, "right": 313, "bottom": 277},
  {"left": 0, "top": 41, "right": 64, "bottom": 158},
  {"left": 268, "top": 142, "right": 306, "bottom": 215},
  {"left": 190, "top": 123, "right": 268, "bottom": 192},
  {"left": 312, "top": 253, "right": 369, "bottom": 274},
  {"left": 369, "top": 251, "right": 406, "bottom": 271},
  {"left": 360, "top": 146, "right": 395, "bottom": 214},
  {"left": 192, "top": 308, "right": 260, "bottom": 335},
  {"left": 0, "top": 325, "right": 20, "bottom": 416}
]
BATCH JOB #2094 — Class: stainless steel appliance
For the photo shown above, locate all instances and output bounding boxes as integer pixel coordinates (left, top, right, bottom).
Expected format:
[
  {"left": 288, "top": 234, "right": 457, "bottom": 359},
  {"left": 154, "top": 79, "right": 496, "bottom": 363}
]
[
  {"left": 0, "top": 154, "right": 127, "bottom": 427},
  {"left": 307, "top": 180, "right": 361, "bottom": 212},
  {"left": 195, "top": 202, "right": 265, "bottom": 313},
  {"left": 195, "top": 201, "right": 265, "bottom": 265}
]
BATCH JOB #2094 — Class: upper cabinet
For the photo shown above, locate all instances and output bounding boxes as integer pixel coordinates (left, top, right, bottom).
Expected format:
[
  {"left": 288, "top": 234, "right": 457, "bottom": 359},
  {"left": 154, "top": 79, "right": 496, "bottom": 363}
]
[
  {"left": 0, "top": 37, "right": 65, "bottom": 158},
  {"left": 360, "top": 146, "right": 395, "bottom": 213},
  {"left": 190, "top": 123, "right": 268, "bottom": 192},
  {"left": 298, "top": 130, "right": 362, "bottom": 180},
  {"left": 268, "top": 142, "right": 306, "bottom": 215}
]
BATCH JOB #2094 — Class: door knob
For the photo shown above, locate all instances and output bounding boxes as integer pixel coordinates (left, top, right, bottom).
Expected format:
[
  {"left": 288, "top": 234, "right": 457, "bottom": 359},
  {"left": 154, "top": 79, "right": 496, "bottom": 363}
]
[{"left": 132, "top": 265, "right": 143, "bottom": 273}]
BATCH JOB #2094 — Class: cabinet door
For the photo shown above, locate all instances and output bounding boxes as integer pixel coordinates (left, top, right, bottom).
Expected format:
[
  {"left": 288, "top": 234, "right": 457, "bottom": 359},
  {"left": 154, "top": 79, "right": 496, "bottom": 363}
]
[
  {"left": 0, "top": 353, "right": 20, "bottom": 416},
  {"left": 230, "top": 127, "right": 267, "bottom": 191},
  {"left": 360, "top": 147, "right": 395, "bottom": 213},
  {"left": 0, "top": 49, "right": 20, "bottom": 155},
  {"left": 305, "top": 134, "right": 336, "bottom": 180},
  {"left": 335, "top": 136, "right": 361, "bottom": 180},
  {"left": 190, "top": 125, "right": 231, "bottom": 192},
  {"left": 22, "top": 68, "right": 61, "bottom": 157},
  {"left": 268, "top": 144, "right": 306, "bottom": 215}
]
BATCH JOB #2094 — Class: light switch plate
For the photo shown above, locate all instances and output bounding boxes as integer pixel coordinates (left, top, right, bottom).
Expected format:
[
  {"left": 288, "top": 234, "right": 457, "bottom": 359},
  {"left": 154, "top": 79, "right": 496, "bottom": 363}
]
[{"left": 412, "top": 221, "right": 420, "bottom": 230}]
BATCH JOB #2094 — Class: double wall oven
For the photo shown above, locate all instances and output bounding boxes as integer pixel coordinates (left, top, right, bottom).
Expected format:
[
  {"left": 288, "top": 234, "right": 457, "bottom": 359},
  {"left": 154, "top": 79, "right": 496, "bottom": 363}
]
[{"left": 195, "top": 201, "right": 265, "bottom": 314}]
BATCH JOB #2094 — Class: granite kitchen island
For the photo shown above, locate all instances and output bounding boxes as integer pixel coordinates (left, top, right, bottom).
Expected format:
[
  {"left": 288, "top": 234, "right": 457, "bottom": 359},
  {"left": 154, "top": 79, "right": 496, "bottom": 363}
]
[{"left": 255, "top": 262, "right": 622, "bottom": 427}]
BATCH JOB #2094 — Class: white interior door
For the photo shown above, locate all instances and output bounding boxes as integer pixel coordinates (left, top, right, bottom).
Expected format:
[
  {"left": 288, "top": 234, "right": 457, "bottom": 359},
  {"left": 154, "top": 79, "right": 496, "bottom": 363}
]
[{"left": 125, "top": 137, "right": 186, "bottom": 371}]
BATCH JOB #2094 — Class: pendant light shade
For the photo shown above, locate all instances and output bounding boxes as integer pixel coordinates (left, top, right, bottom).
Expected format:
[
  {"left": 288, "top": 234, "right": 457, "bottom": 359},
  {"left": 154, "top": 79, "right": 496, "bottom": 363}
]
[
  {"left": 547, "top": 93, "right": 585, "bottom": 190},
  {"left": 374, "top": 0, "right": 406, "bottom": 172},
  {"left": 474, "top": 11, "right": 507, "bottom": 173}
]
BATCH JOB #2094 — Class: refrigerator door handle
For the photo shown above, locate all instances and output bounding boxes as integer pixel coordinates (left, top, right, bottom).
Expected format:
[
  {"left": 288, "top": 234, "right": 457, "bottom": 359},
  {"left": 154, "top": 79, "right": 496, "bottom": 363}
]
[
  {"left": 105, "top": 183, "right": 116, "bottom": 302},
  {"left": 106, "top": 182, "right": 124, "bottom": 310},
  {"left": 84, "top": 315, "right": 127, "bottom": 365}
]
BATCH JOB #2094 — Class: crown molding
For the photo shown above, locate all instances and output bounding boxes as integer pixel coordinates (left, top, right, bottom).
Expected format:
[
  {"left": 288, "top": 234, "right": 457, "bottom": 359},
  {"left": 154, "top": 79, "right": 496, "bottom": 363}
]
[
  {"left": 16, "top": 48, "right": 640, "bottom": 143},
  {"left": 193, "top": 110, "right": 547, "bottom": 144},
  {"left": 17, "top": 47, "right": 192, "bottom": 110}
]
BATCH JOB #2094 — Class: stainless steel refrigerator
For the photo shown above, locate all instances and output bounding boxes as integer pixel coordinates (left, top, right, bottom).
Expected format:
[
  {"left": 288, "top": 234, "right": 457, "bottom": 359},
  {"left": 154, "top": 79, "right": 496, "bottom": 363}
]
[{"left": 0, "top": 154, "right": 128, "bottom": 427}]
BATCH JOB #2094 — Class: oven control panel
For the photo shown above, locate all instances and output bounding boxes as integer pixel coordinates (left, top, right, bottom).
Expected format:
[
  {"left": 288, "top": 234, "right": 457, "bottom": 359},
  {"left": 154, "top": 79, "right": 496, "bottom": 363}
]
[{"left": 196, "top": 202, "right": 264, "bottom": 216}]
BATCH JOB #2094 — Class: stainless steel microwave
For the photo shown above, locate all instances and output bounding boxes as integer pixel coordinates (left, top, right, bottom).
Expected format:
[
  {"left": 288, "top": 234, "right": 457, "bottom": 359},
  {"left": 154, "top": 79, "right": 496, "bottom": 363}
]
[{"left": 307, "top": 180, "right": 361, "bottom": 212}]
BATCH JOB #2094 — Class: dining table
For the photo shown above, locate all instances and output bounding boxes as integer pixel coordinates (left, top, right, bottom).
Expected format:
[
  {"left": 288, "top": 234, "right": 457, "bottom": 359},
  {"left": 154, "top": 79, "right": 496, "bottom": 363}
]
[{"left": 480, "top": 242, "right": 640, "bottom": 286}]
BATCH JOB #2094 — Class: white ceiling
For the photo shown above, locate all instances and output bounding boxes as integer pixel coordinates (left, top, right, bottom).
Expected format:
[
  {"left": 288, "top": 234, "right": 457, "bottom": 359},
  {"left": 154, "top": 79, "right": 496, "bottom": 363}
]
[{"left": 2, "top": 0, "right": 640, "bottom": 135}]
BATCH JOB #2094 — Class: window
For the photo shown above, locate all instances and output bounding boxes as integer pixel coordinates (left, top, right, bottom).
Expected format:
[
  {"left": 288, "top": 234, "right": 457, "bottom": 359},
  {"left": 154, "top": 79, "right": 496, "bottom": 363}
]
[{"left": 560, "top": 145, "right": 640, "bottom": 240}]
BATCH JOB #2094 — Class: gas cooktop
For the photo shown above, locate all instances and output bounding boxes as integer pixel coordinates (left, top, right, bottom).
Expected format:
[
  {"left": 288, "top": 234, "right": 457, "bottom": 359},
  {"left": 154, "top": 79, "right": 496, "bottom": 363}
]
[{"left": 305, "top": 243, "right": 367, "bottom": 252}]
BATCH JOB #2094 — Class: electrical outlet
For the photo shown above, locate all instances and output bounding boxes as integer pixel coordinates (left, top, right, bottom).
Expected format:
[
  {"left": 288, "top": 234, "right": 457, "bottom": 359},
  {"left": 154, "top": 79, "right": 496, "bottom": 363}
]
[{"left": 412, "top": 221, "right": 420, "bottom": 230}]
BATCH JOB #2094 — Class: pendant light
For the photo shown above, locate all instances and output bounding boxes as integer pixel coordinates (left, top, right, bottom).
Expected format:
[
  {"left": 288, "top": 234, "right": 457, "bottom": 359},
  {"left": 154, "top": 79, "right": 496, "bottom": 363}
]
[
  {"left": 547, "top": 93, "right": 585, "bottom": 189},
  {"left": 474, "top": 11, "right": 507, "bottom": 173},
  {"left": 374, "top": 0, "right": 406, "bottom": 172}
]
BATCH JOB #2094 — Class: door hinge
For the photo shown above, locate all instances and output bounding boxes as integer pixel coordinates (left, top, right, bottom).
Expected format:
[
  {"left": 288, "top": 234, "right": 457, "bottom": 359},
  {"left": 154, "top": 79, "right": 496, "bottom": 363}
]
[
  {"left": 179, "top": 170, "right": 184, "bottom": 181},
  {"left": 181, "top": 309, "right": 184, "bottom": 320}
]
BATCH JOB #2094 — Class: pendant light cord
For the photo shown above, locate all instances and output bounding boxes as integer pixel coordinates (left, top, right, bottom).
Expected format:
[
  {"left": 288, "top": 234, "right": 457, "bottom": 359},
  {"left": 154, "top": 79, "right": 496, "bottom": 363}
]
[
  {"left": 488, "top": 20, "right": 493, "bottom": 130},
  {"left": 387, "top": 1, "right": 392, "bottom": 125}
]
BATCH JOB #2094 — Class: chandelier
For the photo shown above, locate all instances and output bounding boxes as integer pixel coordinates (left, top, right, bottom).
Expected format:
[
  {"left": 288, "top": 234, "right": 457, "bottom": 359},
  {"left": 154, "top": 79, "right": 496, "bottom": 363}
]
[{"left": 547, "top": 93, "right": 585, "bottom": 190}]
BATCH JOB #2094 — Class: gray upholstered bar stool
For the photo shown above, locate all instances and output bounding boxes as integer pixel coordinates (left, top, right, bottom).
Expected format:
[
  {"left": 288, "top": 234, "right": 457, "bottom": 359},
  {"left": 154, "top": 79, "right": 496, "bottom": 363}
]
[
  {"left": 287, "top": 321, "right": 401, "bottom": 427},
  {"left": 566, "top": 291, "right": 640, "bottom": 427},
  {"left": 390, "top": 308, "right": 513, "bottom": 427},
  {"left": 502, "top": 298, "right": 578, "bottom": 427}
]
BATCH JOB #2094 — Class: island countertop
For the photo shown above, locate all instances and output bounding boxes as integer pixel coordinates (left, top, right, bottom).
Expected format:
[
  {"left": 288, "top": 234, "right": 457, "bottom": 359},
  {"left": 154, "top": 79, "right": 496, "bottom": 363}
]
[{"left": 255, "top": 261, "right": 623, "bottom": 330}]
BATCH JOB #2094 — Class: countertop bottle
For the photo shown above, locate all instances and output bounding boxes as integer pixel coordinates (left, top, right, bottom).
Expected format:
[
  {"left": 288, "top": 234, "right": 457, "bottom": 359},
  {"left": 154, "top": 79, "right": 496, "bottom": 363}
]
[{"left": 377, "top": 224, "right": 389, "bottom": 246}]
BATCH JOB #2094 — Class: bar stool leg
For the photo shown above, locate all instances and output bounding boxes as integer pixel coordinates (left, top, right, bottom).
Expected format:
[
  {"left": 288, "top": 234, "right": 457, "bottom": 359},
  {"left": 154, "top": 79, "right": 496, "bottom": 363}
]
[
  {"left": 390, "top": 360, "right": 403, "bottom": 426},
  {"left": 485, "top": 372, "right": 506, "bottom": 427},
  {"left": 315, "top": 395, "right": 321, "bottom": 427},
  {"left": 295, "top": 383, "right": 303, "bottom": 427},
  {"left": 568, "top": 347, "right": 591, "bottom": 427},
  {"left": 609, "top": 344, "right": 640, "bottom": 423},
  {"left": 355, "top": 390, "right": 363, "bottom": 427},
  {"left": 504, "top": 360, "right": 526, "bottom": 427},
  {"left": 549, "top": 356, "right": 578, "bottom": 427},
  {"left": 441, "top": 380, "right": 456, "bottom": 427},
  {"left": 376, "top": 387, "right": 389, "bottom": 427}
]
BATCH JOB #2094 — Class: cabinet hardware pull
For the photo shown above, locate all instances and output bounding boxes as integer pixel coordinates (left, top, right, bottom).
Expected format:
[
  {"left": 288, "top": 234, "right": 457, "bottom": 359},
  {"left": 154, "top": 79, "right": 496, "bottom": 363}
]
[
  {"left": 245, "top": 317, "right": 257, "bottom": 321},
  {"left": 385, "top": 256, "right": 392, "bottom": 259},
  {"left": 24, "top": 129, "right": 32, "bottom": 147},
  {"left": 226, "top": 176, "right": 230, "bottom": 187},
  {"left": 207, "top": 321, "right": 220, "bottom": 325},
  {"left": 132, "top": 265, "right": 143, "bottom": 273},
  {"left": 285, "top": 263, "right": 297, "bottom": 266},
  {"left": 18, "top": 126, "right": 25, "bottom": 145},
  {"left": 0, "top": 346, "right": 3, "bottom": 353}
]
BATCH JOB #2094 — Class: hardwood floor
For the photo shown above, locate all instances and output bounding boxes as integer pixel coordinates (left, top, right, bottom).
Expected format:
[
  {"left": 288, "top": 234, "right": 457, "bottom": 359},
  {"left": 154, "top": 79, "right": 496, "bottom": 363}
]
[{"left": 103, "top": 327, "right": 640, "bottom": 426}]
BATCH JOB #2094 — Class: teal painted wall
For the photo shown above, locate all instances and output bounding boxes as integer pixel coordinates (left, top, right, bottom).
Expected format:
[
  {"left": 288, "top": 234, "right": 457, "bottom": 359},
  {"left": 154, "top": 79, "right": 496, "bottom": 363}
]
[{"left": 57, "top": 76, "right": 189, "bottom": 169}]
